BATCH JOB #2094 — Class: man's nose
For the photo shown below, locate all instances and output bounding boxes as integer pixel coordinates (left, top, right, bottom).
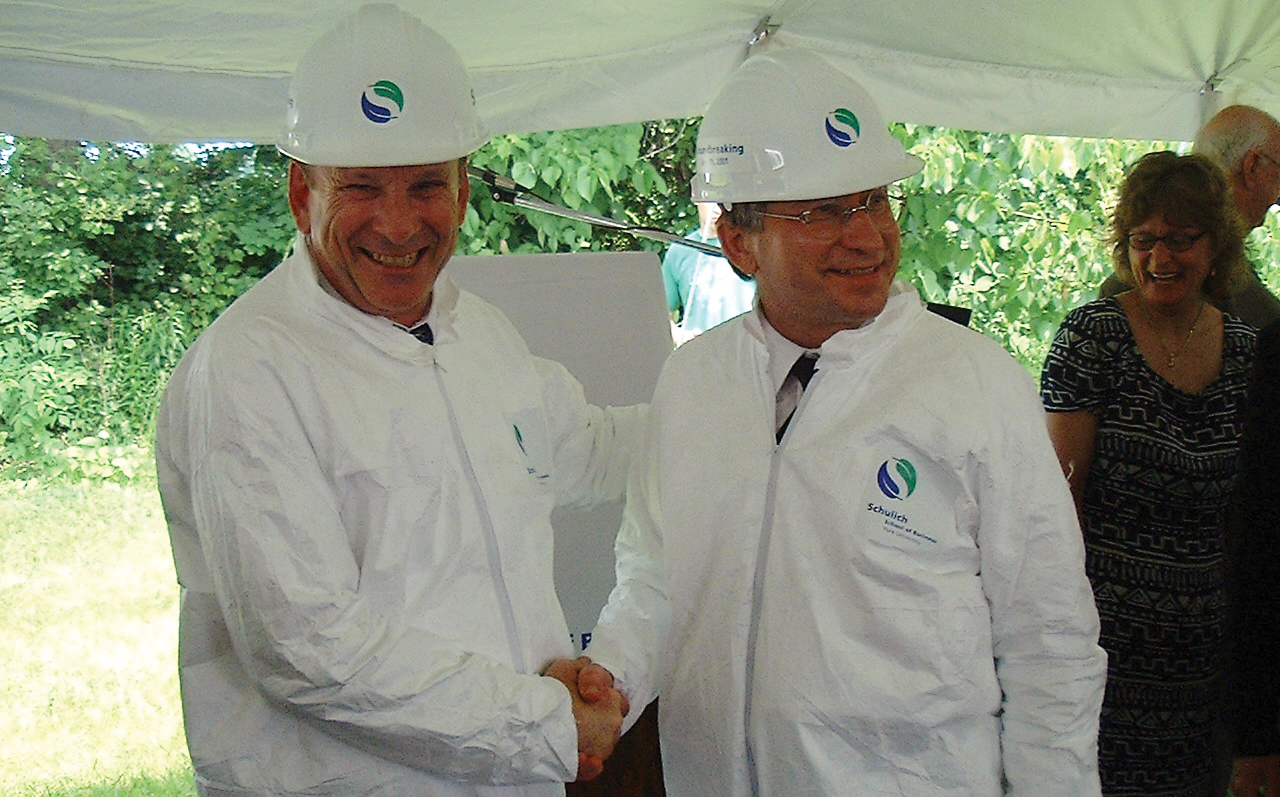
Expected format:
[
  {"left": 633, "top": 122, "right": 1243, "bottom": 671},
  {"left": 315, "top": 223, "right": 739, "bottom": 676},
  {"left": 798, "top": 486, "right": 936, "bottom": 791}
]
[
  {"left": 372, "top": 191, "right": 420, "bottom": 243},
  {"left": 838, "top": 207, "right": 888, "bottom": 250}
]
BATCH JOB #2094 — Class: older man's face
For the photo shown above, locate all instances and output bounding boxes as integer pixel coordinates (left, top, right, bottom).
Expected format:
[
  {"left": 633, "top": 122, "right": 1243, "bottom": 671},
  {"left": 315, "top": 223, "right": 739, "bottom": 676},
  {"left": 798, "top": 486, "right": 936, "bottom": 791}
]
[
  {"left": 288, "top": 160, "right": 469, "bottom": 326},
  {"left": 720, "top": 188, "right": 901, "bottom": 348}
]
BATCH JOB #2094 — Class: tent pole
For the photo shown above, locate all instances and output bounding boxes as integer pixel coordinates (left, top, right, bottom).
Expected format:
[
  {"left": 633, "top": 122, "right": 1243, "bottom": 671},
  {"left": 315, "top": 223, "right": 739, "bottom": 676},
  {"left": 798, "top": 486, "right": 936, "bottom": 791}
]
[{"left": 468, "top": 167, "right": 724, "bottom": 256}]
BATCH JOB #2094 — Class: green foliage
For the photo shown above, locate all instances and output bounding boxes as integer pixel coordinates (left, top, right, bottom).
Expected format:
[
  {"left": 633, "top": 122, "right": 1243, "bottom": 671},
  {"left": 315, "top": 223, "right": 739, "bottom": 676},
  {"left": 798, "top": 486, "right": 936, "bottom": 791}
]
[
  {"left": 1252, "top": 212, "right": 1280, "bottom": 296},
  {"left": 464, "top": 119, "right": 697, "bottom": 254},
  {"left": 4, "top": 124, "right": 1279, "bottom": 480},
  {"left": 0, "top": 281, "right": 92, "bottom": 471},
  {"left": 0, "top": 139, "right": 295, "bottom": 478},
  {"left": 894, "top": 127, "right": 1184, "bottom": 371}
]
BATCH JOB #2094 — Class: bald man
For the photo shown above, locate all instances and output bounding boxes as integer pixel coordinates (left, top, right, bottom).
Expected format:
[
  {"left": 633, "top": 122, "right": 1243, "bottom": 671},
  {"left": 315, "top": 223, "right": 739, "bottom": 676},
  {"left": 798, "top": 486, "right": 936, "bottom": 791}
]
[{"left": 1197, "top": 105, "right": 1280, "bottom": 229}]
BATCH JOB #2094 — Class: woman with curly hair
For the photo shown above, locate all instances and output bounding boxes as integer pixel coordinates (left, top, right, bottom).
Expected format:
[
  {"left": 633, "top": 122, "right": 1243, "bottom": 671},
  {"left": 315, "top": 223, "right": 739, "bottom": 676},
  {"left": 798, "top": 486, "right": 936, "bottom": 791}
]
[{"left": 1041, "top": 150, "right": 1257, "bottom": 797}]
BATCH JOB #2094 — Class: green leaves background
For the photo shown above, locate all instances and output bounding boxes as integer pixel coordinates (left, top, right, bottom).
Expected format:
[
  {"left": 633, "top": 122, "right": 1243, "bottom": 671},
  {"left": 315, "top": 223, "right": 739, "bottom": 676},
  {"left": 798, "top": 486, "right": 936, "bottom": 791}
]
[{"left": 2, "top": 122, "right": 1277, "bottom": 478}]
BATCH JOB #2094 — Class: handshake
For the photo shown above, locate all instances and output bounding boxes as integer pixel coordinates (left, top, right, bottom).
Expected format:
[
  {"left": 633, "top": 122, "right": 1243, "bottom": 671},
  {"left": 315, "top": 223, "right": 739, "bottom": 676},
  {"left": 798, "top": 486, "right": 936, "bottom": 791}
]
[{"left": 542, "top": 656, "right": 629, "bottom": 781}]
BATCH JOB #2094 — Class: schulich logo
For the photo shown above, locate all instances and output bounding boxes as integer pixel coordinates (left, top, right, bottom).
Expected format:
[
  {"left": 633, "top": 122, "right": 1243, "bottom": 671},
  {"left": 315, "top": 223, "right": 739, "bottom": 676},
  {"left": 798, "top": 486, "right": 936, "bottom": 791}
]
[
  {"left": 877, "top": 457, "right": 917, "bottom": 500},
  {"left": 824, "top": 107, "right": 861, "bottom": 148},
  {"left": 361, "top": 80, "right": 404, "bottom": 124}
]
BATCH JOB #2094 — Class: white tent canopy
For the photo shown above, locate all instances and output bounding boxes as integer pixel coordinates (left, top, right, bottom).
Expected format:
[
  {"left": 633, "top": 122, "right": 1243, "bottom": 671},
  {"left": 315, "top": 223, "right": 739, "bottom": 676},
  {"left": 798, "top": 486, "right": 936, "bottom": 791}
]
[{"left": 3, "top": 0, "right": 1279, "bottom": 145}]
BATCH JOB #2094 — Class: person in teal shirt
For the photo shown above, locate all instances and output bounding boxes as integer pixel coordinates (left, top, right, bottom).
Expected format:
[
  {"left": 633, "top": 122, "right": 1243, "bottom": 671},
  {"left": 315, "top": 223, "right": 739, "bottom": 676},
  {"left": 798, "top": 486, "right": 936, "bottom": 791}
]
[{"left": 661, "top": 202, "right": 756, "bottom": 344}]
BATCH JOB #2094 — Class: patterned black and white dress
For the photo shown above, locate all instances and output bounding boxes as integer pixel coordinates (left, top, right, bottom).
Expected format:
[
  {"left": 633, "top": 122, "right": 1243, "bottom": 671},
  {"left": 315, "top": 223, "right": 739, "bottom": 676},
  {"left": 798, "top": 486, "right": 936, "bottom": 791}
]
[{"left": 1041, "top": 297, "right": 1255, "bottom": 797}]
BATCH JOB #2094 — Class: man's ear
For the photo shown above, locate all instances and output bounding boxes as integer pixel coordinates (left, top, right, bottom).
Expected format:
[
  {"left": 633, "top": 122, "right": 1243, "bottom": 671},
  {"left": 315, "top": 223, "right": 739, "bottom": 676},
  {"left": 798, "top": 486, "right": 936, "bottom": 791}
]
[
  {"left": 287, "top": 161, "right": 313, "bottom": 235},
  {"left": 1241, "top": 149, "right": 1270, "bottom": 190},
  {"left": 717, "top": 216, "right": 759, "bottom": 278}
]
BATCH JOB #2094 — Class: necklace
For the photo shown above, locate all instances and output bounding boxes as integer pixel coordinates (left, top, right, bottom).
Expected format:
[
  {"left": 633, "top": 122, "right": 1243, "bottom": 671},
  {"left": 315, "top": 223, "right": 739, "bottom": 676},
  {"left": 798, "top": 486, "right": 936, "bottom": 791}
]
[{"left": 1138, "top": 299, "right": 1205, "bottom": 369}]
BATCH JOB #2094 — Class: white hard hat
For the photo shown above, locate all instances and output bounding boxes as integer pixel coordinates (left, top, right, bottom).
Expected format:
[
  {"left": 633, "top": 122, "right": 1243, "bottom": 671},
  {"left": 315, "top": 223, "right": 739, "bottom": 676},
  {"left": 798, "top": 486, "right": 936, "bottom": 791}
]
[
  {"left": 278, "top": 4, "right": 487, "bottom": 167},
  {"left": 691, "top": 47, "right": 922, "bottom": 204}
]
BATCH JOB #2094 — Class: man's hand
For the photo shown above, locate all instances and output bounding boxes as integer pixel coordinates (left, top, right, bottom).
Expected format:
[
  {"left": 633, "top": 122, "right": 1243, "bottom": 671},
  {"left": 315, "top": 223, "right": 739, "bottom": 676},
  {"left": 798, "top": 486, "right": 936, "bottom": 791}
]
[
  {"left": 575, "top": 658, "right": 623, "bottom": 706},
  {"left": 542, "top": 656, "right": 628, "bottom": 781},
  {"left": 1233, "top": 755, "right": 1280, "bottom": 796}
]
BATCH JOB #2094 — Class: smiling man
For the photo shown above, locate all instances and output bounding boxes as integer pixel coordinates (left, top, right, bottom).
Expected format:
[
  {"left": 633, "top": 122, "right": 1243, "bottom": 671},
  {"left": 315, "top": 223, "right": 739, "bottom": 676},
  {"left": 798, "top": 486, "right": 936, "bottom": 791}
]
[
  {"left": 564, "top": 48, "right": 1107, "bottom": 797},
  {"left": 289, "top": 161, "right": 470, "bottom": 327},
  {"left": 154, "top": 5, "right": 637, "bottom": 796}
]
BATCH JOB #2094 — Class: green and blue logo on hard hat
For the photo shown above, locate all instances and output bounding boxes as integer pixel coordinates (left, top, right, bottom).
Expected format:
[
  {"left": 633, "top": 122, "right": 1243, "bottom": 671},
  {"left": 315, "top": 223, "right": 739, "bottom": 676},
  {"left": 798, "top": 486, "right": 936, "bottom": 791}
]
[
  {"left": 876, "top": 457, "right": 917, "bottom": 500},
  {"left": 361, "top": 80, "right": 404, "bottom": 124},
  {"left": 825, "top": 108, "right": 861, "bottom": 148}
]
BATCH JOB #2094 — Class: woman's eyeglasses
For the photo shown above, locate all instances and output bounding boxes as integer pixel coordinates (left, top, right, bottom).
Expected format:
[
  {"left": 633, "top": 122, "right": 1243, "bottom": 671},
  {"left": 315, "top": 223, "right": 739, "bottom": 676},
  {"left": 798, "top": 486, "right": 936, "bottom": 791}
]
[{"left": 1126, "top": 231, "right": 1206, "bottom": 252}]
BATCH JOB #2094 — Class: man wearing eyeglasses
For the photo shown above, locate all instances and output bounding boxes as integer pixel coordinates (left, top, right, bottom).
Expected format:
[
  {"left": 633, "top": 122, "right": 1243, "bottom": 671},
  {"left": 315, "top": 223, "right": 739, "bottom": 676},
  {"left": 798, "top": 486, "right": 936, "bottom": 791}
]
[
  {"left": 1101, "top": 104, "right": 1280, "bottom": 329},
  {"left": 559, "top": 48, "right": 1106, "bottom": 797}
]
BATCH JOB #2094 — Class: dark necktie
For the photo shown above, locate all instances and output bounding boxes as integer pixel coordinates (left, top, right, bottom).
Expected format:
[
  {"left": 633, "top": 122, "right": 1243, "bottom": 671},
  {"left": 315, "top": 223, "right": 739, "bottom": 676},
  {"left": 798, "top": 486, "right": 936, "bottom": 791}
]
[
  {"left": 776, "top": 353, "right": 819, "bottom": 442},
  {"left": 409, "top": 323, "right": 434, "bottom": 345},
  {"left": 791, "top": 352, "right": 818, "bottom": 390}
]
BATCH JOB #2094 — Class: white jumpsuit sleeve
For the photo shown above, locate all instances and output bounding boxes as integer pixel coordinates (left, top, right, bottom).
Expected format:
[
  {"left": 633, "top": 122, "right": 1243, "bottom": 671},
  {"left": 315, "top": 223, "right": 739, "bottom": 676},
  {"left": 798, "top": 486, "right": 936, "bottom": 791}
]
[
  {"left": 534, "top": 356, "right": 647, "bottom": 510},
  {"left": 577, "top": 395, "right": 669, "bottom": 731},
  {"left": 978, "top": 368, "right": 1106, "bottom": 797},
  {"left": 174, "top": 344, "right": 581, "bottom": 786}
]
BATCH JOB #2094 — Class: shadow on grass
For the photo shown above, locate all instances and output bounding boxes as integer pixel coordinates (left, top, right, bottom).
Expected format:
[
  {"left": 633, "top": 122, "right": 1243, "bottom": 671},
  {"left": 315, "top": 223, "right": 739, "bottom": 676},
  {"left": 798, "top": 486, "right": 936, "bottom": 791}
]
[{"left": 21, "top": 769, "right": 196, "bottom": 797}]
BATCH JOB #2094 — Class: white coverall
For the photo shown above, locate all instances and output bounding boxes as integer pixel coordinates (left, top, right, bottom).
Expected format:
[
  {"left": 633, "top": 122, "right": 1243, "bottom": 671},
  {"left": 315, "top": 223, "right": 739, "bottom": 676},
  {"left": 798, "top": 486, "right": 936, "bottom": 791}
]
[
  {"left": 155, "top": 238, "right": 643, "bottom": 797},
  {"left": 587, "top": 282, "right": 1106, "bottom": 797}
]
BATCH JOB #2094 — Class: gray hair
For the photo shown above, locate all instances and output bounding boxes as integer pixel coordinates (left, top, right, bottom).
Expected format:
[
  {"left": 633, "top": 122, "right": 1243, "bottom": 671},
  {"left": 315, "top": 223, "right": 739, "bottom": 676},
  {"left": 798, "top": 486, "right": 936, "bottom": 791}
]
[
  {"left": 713, "top": 202, "right": 763, "bottom": 281},
  {"left": 720, "top": 202, "right": 766, "bottom": 232}
]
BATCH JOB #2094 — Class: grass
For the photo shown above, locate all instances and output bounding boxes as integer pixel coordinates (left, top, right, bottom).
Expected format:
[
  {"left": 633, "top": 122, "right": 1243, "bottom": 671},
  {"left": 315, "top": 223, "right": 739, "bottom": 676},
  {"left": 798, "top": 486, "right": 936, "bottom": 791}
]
[
  {"left": 0, "top": 477, "right": 195, "bottom": 797},
  {"left": 0, "top": 472, "right": 1255, "bottom": 797}
]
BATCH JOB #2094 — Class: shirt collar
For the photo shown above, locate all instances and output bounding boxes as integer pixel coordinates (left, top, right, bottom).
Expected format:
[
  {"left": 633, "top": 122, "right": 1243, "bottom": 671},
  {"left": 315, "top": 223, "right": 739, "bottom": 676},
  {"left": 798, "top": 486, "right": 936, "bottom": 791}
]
[
  {"left": 754, "top": 306, "right": 821, "bottom": 396},
  {"left": 394, "top": 272, "right": 458, "bottom": 338},
  {"left": 747, "top": 280, "right": 924, "bottom": 384}
]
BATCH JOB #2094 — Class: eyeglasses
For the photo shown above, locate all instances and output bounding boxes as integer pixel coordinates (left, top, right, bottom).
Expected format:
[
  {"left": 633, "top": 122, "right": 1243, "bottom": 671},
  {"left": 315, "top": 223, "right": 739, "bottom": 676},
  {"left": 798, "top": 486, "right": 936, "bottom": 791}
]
[
  {"left": 757, "top": 189, "right": 903, "bottom": 238},
  {"left": 1126, "top": 231, "right": 1206, "bottom": 252},
  {"left": 1257, "top": 150, "right": 1280, "bottom": 170}
]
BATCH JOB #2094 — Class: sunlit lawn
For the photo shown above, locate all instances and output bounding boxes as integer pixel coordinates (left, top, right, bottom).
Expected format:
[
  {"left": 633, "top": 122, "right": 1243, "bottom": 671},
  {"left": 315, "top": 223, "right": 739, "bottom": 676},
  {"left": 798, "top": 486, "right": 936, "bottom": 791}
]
[{"left": 0, "top": 477, "right": 194, "bottom": 797}]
